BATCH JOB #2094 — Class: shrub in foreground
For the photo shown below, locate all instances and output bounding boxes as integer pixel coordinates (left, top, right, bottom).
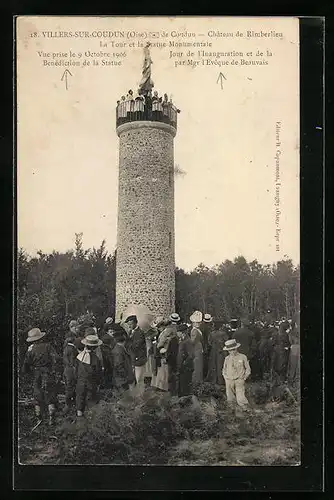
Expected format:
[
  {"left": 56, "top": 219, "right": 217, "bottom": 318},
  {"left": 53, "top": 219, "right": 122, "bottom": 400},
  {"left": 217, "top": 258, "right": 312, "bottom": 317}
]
[{"left": 57, "top": 391, "right": 221, "bottom": 464}]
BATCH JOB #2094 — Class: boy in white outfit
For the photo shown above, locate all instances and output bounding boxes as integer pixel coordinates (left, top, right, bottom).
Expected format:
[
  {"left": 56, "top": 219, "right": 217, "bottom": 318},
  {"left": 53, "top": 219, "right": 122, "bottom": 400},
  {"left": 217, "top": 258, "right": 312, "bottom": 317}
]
[{"left": 222, "top": 338, "right": 251, "bottom": 408}]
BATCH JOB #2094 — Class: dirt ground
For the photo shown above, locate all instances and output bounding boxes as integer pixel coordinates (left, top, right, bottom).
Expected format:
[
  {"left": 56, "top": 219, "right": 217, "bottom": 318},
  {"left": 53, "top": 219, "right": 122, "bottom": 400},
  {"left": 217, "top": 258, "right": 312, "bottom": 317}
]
[{"left": 18, "top": 382, "right": 300, "bottom": 466}]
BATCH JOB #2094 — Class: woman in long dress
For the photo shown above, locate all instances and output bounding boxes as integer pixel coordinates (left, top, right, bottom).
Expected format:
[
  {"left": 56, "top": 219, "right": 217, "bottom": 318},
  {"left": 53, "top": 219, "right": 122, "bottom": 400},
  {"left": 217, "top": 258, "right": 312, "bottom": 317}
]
[
  {"left": 189, "top": 311, "right": 203, "bottom": 386},
  {"left": 152, "top": 320, "right": 172, "bottom": 392}
]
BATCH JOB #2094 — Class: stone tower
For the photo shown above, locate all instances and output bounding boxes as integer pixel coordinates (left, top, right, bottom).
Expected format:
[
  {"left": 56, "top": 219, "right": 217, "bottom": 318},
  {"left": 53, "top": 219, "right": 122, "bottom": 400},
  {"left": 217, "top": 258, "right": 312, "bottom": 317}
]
[{"left": 115, "top": 43, "right": 179, "bottom": 319}]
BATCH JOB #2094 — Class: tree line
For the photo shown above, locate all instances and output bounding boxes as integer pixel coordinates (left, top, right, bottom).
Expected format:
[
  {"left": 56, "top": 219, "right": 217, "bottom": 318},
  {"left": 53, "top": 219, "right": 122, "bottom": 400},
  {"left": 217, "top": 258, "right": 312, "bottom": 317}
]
[{"left": 17, "top": 233, "right": 299, "bottom": 361}]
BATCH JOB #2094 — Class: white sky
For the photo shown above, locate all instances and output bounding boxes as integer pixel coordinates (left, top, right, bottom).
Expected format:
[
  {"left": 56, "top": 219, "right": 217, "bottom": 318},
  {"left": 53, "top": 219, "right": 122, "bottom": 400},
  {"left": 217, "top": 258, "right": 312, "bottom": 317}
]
[{"left": 17, "top": 16, "right": 300, "bottom": 271}]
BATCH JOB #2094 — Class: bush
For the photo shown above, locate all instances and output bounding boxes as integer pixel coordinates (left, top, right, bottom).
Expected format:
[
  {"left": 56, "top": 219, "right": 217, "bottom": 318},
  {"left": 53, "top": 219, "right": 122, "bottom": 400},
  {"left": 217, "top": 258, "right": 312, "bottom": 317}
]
[{"left": 57, "top": 391, "right": 222, "bottom": 464}]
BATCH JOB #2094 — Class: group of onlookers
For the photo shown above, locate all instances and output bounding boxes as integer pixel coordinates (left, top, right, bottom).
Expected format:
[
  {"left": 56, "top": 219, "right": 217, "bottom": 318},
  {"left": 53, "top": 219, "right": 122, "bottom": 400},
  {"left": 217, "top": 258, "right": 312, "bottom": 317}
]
[
  {"left": 116, "top": 90, "right": 180, "bottom": 127},
  {"left": 21, "top": 309, "right": 300, "bottom": 427}
]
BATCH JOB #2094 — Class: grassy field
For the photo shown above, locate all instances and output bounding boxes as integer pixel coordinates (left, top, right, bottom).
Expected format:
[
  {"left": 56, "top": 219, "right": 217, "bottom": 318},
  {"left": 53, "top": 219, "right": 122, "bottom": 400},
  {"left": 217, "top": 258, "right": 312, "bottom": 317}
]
[{"left": 18, "top": 381, "right": 300, "bottom": 466}]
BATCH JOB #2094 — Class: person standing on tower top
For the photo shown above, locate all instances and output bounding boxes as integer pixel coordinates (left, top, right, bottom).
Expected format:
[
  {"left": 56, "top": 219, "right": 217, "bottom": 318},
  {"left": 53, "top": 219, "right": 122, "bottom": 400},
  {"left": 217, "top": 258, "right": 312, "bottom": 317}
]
[{"left": 126, "top": 90, "right": 134, "bottom": 122}]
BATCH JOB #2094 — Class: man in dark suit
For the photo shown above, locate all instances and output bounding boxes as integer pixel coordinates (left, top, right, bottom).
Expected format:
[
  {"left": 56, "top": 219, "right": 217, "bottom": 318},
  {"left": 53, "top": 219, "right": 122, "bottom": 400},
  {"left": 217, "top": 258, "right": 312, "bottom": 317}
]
[
  {"left": 111, "top": 327, "right": 135, "bottom": 395},
  {"left": 233, "top": 318, "right": 257, "bottom": 361},
  {"left": 124, "top": 315, "right": 147, "bottom": 394}
]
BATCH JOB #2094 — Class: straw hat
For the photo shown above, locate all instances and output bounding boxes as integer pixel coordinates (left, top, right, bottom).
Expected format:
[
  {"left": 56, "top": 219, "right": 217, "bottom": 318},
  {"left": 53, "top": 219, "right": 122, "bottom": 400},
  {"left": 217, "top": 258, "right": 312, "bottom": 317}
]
[
  {"left": 26, "top": 328, "right": 46, "bottom": 343},
  {"left": 105, "top": 317, "right": 113, "bottom": 325},
  {"left": 203, "top": 313, "right": 213, "bottom": 323},
  {"left": 223, "top": 339, "right": 241, "bottom": 351},
  {"left": 170, "top": 312, "right": 181, "bottom": 324},
  {"left": 81, "top": 335, "right": 102, "bottom": 347},
  {"left": 190, "top": 311, "right": 202, "bottom": 323}
]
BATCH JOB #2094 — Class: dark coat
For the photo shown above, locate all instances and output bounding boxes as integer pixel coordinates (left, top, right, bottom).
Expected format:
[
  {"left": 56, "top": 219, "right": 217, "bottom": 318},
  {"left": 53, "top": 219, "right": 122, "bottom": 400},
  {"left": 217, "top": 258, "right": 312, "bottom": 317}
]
[
  {"left": 200, "top": 323, "right": 212, "bottom": 353},
  {"left": 129, "top": 326, "right": 147, "bottom": 367},
  {"left": 75, "top": 351, "right": 102, "bottom": 411},
  {"left": 258, "top": 326, "right": 275, "bottom": 373},
  {"left": 177, "top": 337, "right": 194, "bottom": 373},
  {"left": 111, "top": 343, "right": 135, "bottom": 388},
  {"left": 166, "top": 335, "right": 179, "bottom": 395},
  {"left": 234, "top": 327, "right": 256, "bottom": 358},
  {"left": 23, "top": 340, "right": 58, "bottom": 373},
  {"left": 177, "top": 337, "right": 194, "bottom": 396},
  {"left": 206, "top": 328, "right": 228, "bottom": 384},
  {"left": 76, "top": 351, "right": 102, "bottom": 388},
  {"left": 100, "top": 339, "right": 116, "bottom": 388},
  {"left": 63, "top": 341, "right": 78, "bottom": 403},
  {"left": 22, "top": 340, "right": 58, "bottom": 406},
  {"left": 63, "top": 341, "right": 78, "bottom": 375},
  {"left": 271, "top": 328, "right": 291, "bottom": 380}
]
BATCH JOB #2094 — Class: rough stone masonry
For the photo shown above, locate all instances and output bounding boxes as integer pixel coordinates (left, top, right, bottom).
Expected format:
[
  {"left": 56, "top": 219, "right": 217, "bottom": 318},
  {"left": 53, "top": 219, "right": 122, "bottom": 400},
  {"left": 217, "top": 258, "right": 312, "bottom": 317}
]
[{"left": 115, "top": 120, "right": 177, "bottom": 319}]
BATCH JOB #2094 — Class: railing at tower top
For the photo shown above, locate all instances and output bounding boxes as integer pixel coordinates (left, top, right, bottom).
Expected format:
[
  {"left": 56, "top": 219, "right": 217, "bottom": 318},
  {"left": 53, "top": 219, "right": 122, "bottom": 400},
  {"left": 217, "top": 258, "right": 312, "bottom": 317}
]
[{"left": 116, "top": 98, "right": 180, "bottom": 130}]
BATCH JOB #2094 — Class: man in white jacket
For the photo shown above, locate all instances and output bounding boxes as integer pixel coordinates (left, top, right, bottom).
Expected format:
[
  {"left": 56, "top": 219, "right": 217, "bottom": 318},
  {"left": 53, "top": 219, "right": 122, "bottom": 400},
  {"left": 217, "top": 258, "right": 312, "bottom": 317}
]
[{"left": 222, "top": 338, "right": 251, "bottom": 408}]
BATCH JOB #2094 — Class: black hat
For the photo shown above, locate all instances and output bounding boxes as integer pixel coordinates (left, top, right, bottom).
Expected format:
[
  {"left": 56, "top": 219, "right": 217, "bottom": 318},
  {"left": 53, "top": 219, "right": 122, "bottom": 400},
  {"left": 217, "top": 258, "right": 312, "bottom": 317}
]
[
  {"left": 124, "top": 315, "right": 137, "bottom": 323},
  {"left": 84, "top": 326, "right": 96, "bottom": 337},
  {"left": 114, "top": 327, "right": 127, "bottom": 342},
  {"left": 102, "top": 334, "right": 115, "bottom": 346},
  {"left": 177, "top": 323, "right": 188, "bottom": 333}
]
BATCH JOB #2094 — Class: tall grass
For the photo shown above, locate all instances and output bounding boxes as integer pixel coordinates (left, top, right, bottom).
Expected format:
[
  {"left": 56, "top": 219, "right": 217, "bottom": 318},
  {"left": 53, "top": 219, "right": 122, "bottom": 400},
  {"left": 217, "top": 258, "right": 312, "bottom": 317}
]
[{"left": 53, "top": 382, "right": 300, "bottom": 465}]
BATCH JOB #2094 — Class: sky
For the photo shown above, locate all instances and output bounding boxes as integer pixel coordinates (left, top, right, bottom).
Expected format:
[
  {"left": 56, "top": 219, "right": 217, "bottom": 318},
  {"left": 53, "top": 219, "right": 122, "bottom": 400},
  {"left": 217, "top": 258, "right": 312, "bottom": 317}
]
[{"left": 17, "top": 16, "right": 299, "bottom": 271}]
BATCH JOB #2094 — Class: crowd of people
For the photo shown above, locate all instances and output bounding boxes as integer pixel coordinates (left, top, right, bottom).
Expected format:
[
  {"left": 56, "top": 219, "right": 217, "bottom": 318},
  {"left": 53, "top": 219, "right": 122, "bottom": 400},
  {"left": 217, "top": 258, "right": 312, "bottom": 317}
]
[
  {"left": 116, "top": 90, "right": 180, "bottom": 128},
  {"left": 21, "top": 308, "right": 300, "bottom": 428}
]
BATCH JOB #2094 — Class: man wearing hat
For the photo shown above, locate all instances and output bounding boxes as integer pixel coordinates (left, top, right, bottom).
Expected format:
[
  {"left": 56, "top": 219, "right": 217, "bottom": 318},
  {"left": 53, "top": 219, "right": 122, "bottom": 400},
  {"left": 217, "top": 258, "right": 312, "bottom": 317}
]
[
  {"left": 222, "top": 339, "right": 251, "bottom": 408},
  {"left": 101, "top": 317, "right": 114, "bottom": 335},
  {"left": 154, "top": 314, "right": 180, "bottom": 392},
  {"left": 22, "top": 328, "right": 58, "bottom": 426},
  {"left": 75, "top": 334, "right": 103, "bottom": 417},
  {"left": 111, "top": 325, "right": 135, "bottom": 395},
  {"left": 189, "top": 311, "right": 204, "bottom": 385},
  {"left": 201, "top": 313, "right": 213, "bottom": 379},
  {"left": 124, "top": 315, "right": 147, "bottom": 394},
  {"left": 63, "top": 332, "right": 79, "bottom": 414},
  {"left": 229, "top": 319, "right": 240, "bottom": 336}
]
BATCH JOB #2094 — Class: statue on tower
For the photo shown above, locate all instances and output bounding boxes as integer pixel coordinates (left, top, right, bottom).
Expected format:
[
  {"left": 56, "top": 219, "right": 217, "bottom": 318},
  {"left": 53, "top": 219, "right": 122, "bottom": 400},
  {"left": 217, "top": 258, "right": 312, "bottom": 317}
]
[{"left": 138, "top": 42, "right": 154, "bottom": 96}]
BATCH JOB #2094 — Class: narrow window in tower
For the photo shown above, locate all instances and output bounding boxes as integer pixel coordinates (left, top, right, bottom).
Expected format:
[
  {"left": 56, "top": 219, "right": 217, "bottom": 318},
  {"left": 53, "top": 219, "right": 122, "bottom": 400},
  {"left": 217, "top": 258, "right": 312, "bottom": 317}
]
[
  {"left": 168, "top": 231, "right": 172, "bottom": 248},
  {"left": 169, "top": 168, "right": 172, "bottom": 187},
  {"left": 170, "top": 290, "right": 173, "bottom": 309}
]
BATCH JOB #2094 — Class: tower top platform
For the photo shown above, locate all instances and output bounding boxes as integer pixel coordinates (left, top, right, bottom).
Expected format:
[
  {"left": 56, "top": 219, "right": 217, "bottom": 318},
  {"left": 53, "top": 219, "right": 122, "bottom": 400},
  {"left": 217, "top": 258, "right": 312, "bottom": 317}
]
[{"left": 115, "top": 42, "right": 180, "bottom": 131}]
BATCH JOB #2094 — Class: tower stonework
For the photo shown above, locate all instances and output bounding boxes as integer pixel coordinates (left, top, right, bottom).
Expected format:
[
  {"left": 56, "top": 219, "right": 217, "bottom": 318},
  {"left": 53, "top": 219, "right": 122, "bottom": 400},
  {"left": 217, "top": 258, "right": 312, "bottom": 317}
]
[
  {"left": 115, "top": 121, "right": 177, "bottom": 318},
  {"left": 115, "top": 43, "right": 179, "bottom": 319}
]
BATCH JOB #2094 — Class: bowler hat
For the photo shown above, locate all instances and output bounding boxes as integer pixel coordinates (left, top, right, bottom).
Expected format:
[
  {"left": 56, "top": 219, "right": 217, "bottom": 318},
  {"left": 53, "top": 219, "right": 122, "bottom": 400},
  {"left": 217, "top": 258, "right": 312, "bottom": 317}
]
[
  {"left": 81, "top": 335, "right": 102, "bottom": 347},
  {"left": 26, "top": 328, "right": 46, "bottom": 343},
  {"left": 223, "top": 339, "right": 241, "bottom": 351},
  {"left": 124, "top": 315, "right": 137, "bottom": 323}
]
